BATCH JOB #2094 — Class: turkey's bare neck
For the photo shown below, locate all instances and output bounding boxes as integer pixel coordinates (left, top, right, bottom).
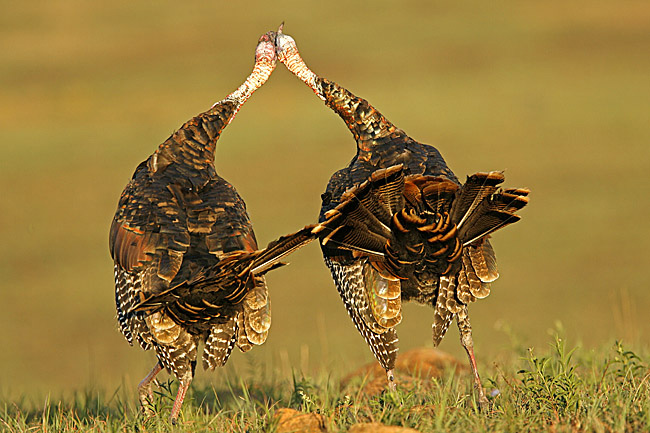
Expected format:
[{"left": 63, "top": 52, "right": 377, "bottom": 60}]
[
  {"left": 282, "top": 52, "right": 324, "bottom": 101},
  {"left": 283, "top": 50, "right": 401, "bottom": 153},
  {"left": 280, "top": 38, "right": 402, "bottom": 154},
  {"left": 151, "top": 59, "right": 275, "bottom": 181},
  {"left": 212, "top": 58, "right": 276, "bottom": 125}
]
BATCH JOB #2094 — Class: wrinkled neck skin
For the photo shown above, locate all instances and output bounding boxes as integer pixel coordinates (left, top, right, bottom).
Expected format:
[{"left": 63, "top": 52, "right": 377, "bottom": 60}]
[
  {"left": 277, "top": 40, "right": 324, "bottom": 101},
  {"left": 149, "top": 44, "right": 276, "bottom": 183},
  {"left": 278, "top": 35, "right": 401, "bottom": 155},
  {"left": 212, "top": 53, "right": 277, "bottom": 124}
]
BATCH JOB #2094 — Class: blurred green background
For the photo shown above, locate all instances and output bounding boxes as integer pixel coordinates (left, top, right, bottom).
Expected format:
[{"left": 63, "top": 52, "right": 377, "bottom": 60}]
[{"left": 1, "top": 0, "right": 649, "bottom": 398}]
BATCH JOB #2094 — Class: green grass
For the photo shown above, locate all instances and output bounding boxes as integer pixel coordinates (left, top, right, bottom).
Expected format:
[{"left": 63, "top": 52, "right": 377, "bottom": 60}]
[
  {"left": 1, "top": 1, "right": 650, "bottom": 431},
  {"left": 2, "top": 334, "right": 648, "bottom": 432}
]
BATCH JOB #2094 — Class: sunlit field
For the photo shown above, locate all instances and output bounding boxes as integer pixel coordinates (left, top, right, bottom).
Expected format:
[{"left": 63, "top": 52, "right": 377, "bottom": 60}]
[{"left": 1, "top": 1, "right": 649, "bottom": 431}]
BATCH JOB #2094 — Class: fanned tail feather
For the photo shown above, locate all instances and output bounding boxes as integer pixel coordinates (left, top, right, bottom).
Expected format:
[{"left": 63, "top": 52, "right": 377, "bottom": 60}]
[
  {"left": 250, "top": 225, "right": 317, "bottom": 274},
  {"left": 450, "top": 174, "right": 527, "bottom": 307},
  {"left": 315, "top": 165, "right": 529, "bottom": 281},
  {"left": 412, "top": 176, "right": 458, "bottom": 215},
  {"left": 314, "top": 165, "right": 405, "bottom": 255},
  {"left": 317, "top": 202, "right": 390, "bottom": 255},
  {"left": 132, "top": 226, "right": 316, "bottom": 312},
  {"left": 449, "top": 171, "right": 528, "bottom": 247},
  {"left": 316, "top": 164, "right": 528, "bottom": 320},
  {"left": 457, "top": 187, "right": 529, "bottom": 246},
  {"left": 452, "top": 171, "right": 505, "bottom": 229}
]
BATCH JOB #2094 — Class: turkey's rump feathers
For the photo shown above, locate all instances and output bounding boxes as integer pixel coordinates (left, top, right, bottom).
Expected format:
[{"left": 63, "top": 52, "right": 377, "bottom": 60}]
[
  {"left": 315, "top": 165, "right": 528, "bottom": 341},
  {"left": 316, "top": 165, "right": 528, "bottom": 262}
]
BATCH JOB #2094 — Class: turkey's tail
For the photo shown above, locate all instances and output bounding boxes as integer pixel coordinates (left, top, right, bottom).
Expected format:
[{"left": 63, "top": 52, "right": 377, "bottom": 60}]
[
  {"left": 204, "top": 225, "right": 317, "bottom": 304},
  {"left": 219, "top": 225, "right": 318, "bottom": 277},
  {"left": 133, "top": 226, "right": 316, "bottom": 311},
  {"left": 452, "top": 172, "right": 529, "bottom": 247},
  {"left": 314, "top": 165, "right": 528, "bottom": 279},
  {"left": 314, "top": 165, "right": 404, "bottom": 259}
]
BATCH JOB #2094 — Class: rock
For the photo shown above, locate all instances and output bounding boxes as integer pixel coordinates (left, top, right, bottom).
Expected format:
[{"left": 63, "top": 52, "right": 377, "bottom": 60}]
[
  {"left": 273, "top": 408, "right": 327, "bottom": 433},
  {"left": 341, "top": 347, "right": 466, "bottom": 396},
  {"left": 349, "top": 423, "right": 421, "bottom": 433}
]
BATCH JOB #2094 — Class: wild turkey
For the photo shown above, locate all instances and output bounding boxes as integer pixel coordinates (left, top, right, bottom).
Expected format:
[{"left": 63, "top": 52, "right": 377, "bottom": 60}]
[
  {"left": 109, "top": 31, "right": 315, "bottom": 423},
  {"left": 275, "top": 29, "right": 529, "bottom": 408}
]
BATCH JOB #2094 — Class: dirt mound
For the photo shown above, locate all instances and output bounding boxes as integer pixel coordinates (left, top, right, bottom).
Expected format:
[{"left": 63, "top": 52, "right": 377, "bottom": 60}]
[
  {"left": 349, "top": 423, "right": 421, "bottom": 433},
  {"left": 273, "top": 408, "right": 327, "bottom": 433},
  {"left": 341, "top": 347, "right": 466, "bottom": 396}
]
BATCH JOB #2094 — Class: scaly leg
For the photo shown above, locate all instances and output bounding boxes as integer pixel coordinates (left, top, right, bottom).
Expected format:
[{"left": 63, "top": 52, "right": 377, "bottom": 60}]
[
  {"left": 456, "top": 307, "right": 489, "bottom": 410},
  {"left": 138, "top": 362, "right": 163, "bottom": 416},
  {"left": 169, "top": 371, "right": 192, "bottom": 425},
  {"left": 386, "top": 369, "right": 396, "bottom": 391}
]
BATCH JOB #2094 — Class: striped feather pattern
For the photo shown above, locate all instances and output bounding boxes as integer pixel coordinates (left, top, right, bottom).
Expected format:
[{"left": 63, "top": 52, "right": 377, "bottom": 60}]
[
  {"left": 203, "top": 316, "right": 237, "bottom": 370},
  {"left": 326, "top": 258, "right": 399, "bottom": 371},
  {"left": 277, "top": 28, "right": 527, "bottom": 404},
  {"left": 109, "top": 31, "right": 305, "bottom": 421}
]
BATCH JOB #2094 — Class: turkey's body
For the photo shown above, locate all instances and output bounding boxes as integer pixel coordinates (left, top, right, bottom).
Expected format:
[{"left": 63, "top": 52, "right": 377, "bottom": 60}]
[
  {"left": 312, "top": 80, "right": 461, "bottom": 373},
  {"left": 109, "top": 33, "right": 314, "bottom": 422},
  {"left": 276, "top": 30, "right": 528, "bottom": 407},
  {"left": 111, "top": 145, "right": 263, "bottom": 378}
]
